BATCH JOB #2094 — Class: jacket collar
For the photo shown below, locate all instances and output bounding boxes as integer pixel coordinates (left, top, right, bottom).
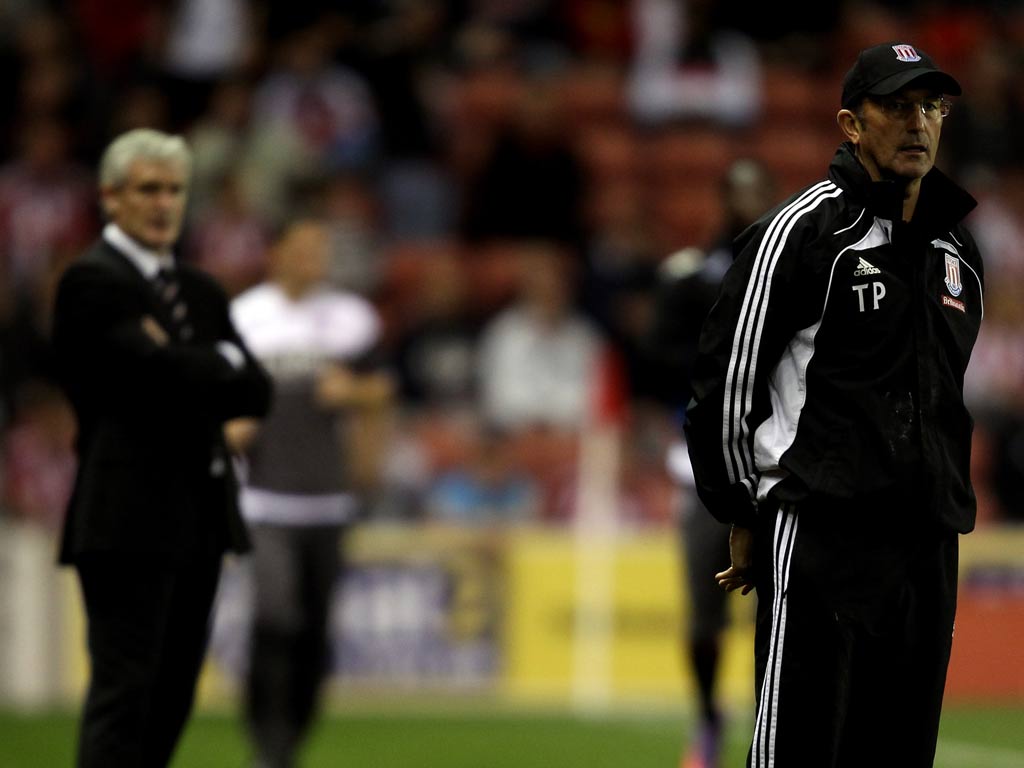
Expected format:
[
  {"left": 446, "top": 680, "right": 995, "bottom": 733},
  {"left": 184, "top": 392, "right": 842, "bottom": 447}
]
[
  {"left": 102, "top": 223, "right": 175, "bottom": 280},
  {"left": 828, "top": 142, "right": 976, "bottom": 237}
]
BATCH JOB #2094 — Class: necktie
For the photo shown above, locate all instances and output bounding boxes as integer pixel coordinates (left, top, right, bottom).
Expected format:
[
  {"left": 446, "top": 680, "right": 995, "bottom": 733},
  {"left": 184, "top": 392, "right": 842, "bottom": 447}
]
[
  {"left": 152, "top": 267, "right": 194, "bottom": 341},
  {"left": 152, "top": 266, "right": 227, "bottom": 478}
]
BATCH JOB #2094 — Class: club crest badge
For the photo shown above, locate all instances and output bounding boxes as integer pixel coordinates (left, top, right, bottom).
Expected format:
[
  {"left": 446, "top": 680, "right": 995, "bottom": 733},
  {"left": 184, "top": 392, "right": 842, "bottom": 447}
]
[
  {"left": 944, "top": 252, "right": 963, "bottom": 297},
  {"left": 892, "top": 44, "right": 921, "bottom": 62}
]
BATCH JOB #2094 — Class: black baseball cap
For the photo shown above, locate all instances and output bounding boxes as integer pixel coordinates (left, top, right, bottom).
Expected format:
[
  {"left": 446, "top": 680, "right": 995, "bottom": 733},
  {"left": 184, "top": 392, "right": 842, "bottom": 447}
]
[{"left": 841, "top": 42, "right": 961, "bottom": 109}]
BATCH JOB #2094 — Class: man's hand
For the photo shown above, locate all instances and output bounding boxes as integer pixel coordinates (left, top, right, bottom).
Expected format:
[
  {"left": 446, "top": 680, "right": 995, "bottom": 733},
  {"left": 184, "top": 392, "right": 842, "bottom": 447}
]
[
  {"left": 314, "top": 364, "right": 357, "bottom": 408},
  {"left": 315, "top": 363, "right": 394, "bottom": 410},
  {"left": 224, "top": 418, "right": 261, "bottom": 453},
  {"left": 141, "top": 315, "right": 169, "bottom": 346},
  {"left": 715, "top": 524, "right": 755, "bottom": 595}
]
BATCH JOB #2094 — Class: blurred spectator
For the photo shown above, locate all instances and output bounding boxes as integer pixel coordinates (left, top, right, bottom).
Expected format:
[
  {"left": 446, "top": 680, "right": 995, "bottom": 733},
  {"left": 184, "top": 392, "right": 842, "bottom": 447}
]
[
  {"left": 0, "top": 117, "right": 95, "bottom": 308},
  {"left": 159, "top": 0, "right": 258, "bottom": 129},
  {"left": 450, "top": 17, "right": 521, "bottom": 73},
  {"left": 354, "top": 3, "right": 459, "bottom": 244},
  {"left": 241, "top": 20, "right": 379, "bottom": 224},
  {"left": 425, "top": 423, "right": 539, "bottom": 526},
  {"left": 250, "top": 20, "right": 379, "bottom": 170},
  {"left": 345, "top": 0, "right": 451, "bottom": 160},
  {"left": 453, "top": 0, "right": 573, "bottom": 73},
  {"left": 69, "top": 0, "right": 163, "bottom": 84},
  {"left": 646, "top": 158, "right": 778, "bottom": 408},
  {"left": 65, "top": 2, "right": 166, "bottom": 156},
  {"left": 185, "top": 76, "right": 255, "bottom": 219},
  {"left": 562, "top": 0, "right": 633, "bottom": 63},
  {"left": 0, "top": 263, "right": 60, "bottom": 431},
  {"left": 941, "top": 40, "right": 1024, "bottom": 181},
  {"left": 377, "top": 159, "right": 459, "bottom": 241},
  {"left": 961, "top": 167, "right": 1024, "bottom": 532},
  {"left": 477, "top": 241, "right": 603, "bottom": 431},
  {"left": 105, "top": 80, "right": 172, "bottom": 136},
  {"left": 1, "top": 379, "right": 75, "bottom": 530},
  {"left": 963, "top": 170, "right": 1024, "bottom": 417},
  {"left": 0, "top": 121, "right": 72, "bottom": 422},
  {"left": 184, "top": 169, "right": 271, "bottom": 298},
  {"left": 16, "top": 44, "right": 81, "bottom": 125},
  {"left": 580, "top": 181, "right": 661, "bottom": 399},
  {"left": 460, "top": 74, "right": 586, "bottom": 248},
  {"left": 967, "top": 170, "right": 1024, "bottom": 307},
  {"left": 314, "top": 173, "right": 384, "bottom": 295},
  {"left": 582, "top": 183, "right": 658, "bottom": 324},
  {"left": 393, "top": 246, "right": 480, "bottom": 411},
  {"left": 627, "top": 0, "right": 762, "bottom": 128},
  {"left": 714, "top": 0, "right": 839, "bottom": 69},
  {"left": 228, "top": 216, "right": 393, "bottom": 768},
  {"left": 372, "top": 410, "right": 436, "bottom": 522},
  {"left": 965, "top": 292, "right": 1024, "bottom": 418},
  {"left": 8, "top": 11, "right": 93, "bottom": 152}
]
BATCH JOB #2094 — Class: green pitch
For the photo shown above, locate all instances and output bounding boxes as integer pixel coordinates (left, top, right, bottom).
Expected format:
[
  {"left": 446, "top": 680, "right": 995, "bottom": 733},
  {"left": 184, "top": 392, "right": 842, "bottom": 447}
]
[{"left": 0, "top": 703, "right": 1020, "bottom": 767}]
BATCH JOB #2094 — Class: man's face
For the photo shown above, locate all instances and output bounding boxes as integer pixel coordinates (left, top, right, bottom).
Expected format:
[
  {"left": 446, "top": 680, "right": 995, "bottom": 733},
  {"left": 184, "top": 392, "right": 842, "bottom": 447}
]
[
  {"left": 277, "top": 221, "right": 330, "bottom": 288},
  {"left": 853, "top": 87, "right": 945, "bottom": 183},
  {"left": 102, "top": 159, "right": 188, "bottom": 252}
]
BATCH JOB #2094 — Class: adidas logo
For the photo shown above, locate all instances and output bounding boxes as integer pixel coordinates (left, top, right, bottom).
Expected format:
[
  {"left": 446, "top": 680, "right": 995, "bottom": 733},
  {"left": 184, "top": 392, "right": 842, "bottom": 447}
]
[{"left": 853, "top": 258, "right": 882, "bottom": 276}]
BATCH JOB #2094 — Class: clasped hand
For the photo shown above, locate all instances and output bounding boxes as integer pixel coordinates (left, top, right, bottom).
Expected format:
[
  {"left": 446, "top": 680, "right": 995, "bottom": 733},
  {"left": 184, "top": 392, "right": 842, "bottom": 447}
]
[{"left": 715, "top": 524, "right": 755, "bottom": 595}]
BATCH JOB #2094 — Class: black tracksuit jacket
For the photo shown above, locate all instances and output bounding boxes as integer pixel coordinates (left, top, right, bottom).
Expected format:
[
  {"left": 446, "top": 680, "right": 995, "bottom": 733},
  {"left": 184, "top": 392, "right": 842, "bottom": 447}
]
[{"left": 685, "top": 142, "right": 982, "bottom": 534}]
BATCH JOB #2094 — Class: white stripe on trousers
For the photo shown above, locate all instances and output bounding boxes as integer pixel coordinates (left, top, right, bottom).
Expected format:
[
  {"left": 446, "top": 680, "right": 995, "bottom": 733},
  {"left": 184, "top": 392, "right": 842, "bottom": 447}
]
[{"left": 753, "top": 505, "right": 799, "bottom": 768}]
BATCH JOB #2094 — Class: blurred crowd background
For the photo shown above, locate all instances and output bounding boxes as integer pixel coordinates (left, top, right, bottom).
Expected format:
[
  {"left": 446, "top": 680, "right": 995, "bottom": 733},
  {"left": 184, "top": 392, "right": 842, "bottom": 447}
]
[{"left": 2, "top": 0, "right": 1024, "bottom": 536}]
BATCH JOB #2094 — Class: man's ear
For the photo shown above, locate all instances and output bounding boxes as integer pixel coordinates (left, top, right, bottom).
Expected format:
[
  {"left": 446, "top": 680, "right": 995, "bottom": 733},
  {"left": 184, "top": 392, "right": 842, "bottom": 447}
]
[
  {"left": 99, "top": 185, "right": 118, "bottom": 220},
  {"left": 837, "top": 109, "right": 861, "bottom": 144}
]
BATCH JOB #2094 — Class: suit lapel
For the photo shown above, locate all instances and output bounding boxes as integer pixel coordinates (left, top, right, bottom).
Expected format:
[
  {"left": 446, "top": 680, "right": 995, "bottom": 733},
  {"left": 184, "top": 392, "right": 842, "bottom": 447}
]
[
  {"left": 95, "top": 240, "right": 181, "bottom": 334},
  {"left": 95, "top": 239, "right": 152, "bottom": 288}
]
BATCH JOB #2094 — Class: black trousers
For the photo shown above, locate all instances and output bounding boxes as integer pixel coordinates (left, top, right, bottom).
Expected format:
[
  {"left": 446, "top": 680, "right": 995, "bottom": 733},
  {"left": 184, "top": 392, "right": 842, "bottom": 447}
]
[
  {"left": 245, "top": 524, "right": 343, "bottom": 768},
  {"left": 75, "top": 553, "right": 222, "bottom": 768},
  {"left": 748, "top": 498, "right": 958, "bottom": 768}
]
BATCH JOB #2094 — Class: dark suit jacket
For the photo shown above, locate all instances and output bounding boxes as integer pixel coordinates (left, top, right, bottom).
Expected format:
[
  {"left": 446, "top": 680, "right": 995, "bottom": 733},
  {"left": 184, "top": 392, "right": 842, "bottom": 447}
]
[{"left": 52, "top": 238, "right": 273, "bottom": 564}]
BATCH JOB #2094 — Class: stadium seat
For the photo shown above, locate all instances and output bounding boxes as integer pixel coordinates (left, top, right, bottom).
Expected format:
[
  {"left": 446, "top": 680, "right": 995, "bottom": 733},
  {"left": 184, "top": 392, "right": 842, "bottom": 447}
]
[
  {"left": 648, "top": 180, "right": 723, "bottom": 250},
  {"left": 639, "top": 128, "right": 736, "bottom": 187},
  {"left": 752, "top": 125, "right": 836, "bottom": 192},
  {"left": 556, "top": 62, "right": 629, "bottom": 133},
  {"left": 377, "top": 239, "right": 462, "bottom": 340},
  {"left": 761, "top": 65, "right": 822, "bottom": 127},
  {"left": 576, "top": 124, "right": 642, "bottom": 185}
]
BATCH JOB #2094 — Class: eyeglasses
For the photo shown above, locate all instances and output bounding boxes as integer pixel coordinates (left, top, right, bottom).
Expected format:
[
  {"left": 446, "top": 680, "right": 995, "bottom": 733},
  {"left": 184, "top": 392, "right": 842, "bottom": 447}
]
[{"left": 871, "top": 96, "right": 952, "bottom": 121}]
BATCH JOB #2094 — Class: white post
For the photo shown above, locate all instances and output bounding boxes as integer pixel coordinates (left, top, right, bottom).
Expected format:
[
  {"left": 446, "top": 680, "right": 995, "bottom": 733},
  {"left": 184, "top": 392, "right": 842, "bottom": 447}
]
[
  {"left": 0, "top": 521, "right": 65, "bottom": 708},
  {"left": 570, "top": 420, "right": 622, "bottom": 712}
]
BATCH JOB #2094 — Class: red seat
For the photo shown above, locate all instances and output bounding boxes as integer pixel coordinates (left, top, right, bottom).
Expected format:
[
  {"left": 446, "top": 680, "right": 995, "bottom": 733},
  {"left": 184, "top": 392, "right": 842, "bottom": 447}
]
[
  {"left": 640, "top": 128, "right": 737, "bottom": 186},
  {"left": 648, "top": 180, "right": 723, "bottom": 250}
]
